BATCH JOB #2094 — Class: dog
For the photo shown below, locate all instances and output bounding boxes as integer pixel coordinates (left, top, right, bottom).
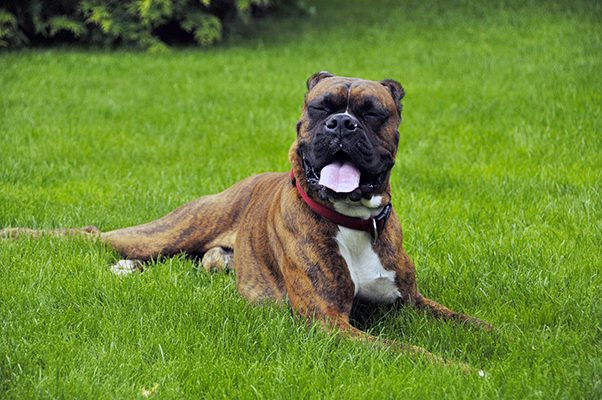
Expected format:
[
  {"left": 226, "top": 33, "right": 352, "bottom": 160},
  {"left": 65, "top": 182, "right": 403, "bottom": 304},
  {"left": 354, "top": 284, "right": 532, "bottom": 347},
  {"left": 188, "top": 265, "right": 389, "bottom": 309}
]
[{"left": 1, "top": 71, "right": 490, "bottom": 357}]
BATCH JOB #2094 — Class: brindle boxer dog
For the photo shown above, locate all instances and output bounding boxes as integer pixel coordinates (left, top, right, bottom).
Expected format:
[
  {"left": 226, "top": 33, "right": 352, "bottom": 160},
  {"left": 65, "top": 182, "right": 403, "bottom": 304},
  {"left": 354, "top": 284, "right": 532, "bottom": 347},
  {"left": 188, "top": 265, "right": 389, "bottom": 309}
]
[{"left": 1, "top": 72, "right": 490, "bottom": 359}]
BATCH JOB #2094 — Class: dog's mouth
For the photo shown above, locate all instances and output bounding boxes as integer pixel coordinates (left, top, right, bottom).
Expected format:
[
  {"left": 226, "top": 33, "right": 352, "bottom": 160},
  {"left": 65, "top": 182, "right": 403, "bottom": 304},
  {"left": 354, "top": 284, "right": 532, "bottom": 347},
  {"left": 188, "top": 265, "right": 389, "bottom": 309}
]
[{"left": 302, "top": 152, "right": 388, "bottom": 202}]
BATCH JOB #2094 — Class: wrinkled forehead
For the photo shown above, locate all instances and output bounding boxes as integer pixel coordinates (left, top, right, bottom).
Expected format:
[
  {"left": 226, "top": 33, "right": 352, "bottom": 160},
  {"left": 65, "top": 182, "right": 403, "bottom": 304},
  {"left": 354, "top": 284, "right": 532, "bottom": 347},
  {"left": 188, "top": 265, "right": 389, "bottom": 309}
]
[{"left": 306, "top": 77, "right": 395, "bottom": 109}]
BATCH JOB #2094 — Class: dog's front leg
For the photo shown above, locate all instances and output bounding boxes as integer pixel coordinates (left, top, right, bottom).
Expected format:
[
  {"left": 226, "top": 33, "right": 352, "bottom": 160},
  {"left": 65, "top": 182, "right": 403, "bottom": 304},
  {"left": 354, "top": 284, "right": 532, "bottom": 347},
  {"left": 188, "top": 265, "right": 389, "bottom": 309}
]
[
  {"left": 280, "top": 255, "right": 356, "bottom": 332},
  {"left": 413, "top": 294, "right": 493, "bottom": 331},
  {"left": 389, "top": 238, "right": 492, "bottom": 331},
  {"left": 279, "top": 256, "right": 442, "bottom": 362}
]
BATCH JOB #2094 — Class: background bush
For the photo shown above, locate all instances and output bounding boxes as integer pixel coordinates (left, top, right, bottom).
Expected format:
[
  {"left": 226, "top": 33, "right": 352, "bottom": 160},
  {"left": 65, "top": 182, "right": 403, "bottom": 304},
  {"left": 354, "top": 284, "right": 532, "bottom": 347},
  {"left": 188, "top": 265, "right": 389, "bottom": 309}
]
[{"left": 0, "top": 0, "right": 306, "bottom": 50}]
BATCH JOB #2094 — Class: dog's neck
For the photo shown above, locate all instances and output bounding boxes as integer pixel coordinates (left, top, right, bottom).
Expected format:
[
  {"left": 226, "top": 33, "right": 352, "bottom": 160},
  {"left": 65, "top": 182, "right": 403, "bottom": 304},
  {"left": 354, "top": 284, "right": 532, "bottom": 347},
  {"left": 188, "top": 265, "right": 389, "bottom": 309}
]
[{"left": 290, "top": 169, "right": 392, "bottom": 241}]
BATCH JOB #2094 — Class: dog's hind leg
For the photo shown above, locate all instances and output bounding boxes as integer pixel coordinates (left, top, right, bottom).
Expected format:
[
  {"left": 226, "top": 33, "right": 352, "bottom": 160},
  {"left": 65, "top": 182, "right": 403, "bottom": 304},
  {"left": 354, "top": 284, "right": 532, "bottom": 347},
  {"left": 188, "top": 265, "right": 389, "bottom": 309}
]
[
  {"left": 0, "top": 197, "right": 237, "bottom": 264},
  {"left": 98, "top": 175, "right": 279, "bottom": 262},
  {"left": 99, "top": 192, "right": 242, "bottom": 261},
  {"left": 99, "top": 175, "right": 284, "bottom": 262},
  {"left": 2, "top": 175, "right": 267, "bottom": 266}
]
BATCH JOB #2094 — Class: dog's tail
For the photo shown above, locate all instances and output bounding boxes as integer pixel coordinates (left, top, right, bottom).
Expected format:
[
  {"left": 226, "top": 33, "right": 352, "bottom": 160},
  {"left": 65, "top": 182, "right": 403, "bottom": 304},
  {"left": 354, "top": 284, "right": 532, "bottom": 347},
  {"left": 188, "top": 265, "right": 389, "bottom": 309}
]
[{"left": 0, "top": 226, "right": 101, "bottom": 239}]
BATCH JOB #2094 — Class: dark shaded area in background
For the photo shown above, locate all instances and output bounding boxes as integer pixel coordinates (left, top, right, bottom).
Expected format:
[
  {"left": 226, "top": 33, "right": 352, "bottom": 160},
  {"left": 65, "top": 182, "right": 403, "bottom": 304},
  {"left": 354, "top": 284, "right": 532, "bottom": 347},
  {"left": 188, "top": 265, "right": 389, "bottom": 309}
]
[{"left": 0, "top": 0, "right": 308, "bottom": 49}]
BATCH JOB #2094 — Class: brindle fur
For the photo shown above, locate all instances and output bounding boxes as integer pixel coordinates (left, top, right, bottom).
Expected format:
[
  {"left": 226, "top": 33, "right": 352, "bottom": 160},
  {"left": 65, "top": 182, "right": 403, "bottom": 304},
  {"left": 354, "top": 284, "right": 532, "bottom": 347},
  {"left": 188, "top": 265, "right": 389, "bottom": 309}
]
[{"left": 0, "top": 73, "right": 491, "bottom": 360}]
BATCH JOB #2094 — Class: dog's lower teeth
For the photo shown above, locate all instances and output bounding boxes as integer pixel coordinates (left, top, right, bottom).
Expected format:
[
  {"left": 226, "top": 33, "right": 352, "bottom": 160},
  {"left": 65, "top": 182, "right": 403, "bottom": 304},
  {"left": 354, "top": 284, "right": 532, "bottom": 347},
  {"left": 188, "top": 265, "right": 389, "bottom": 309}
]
[{"left": 349, "top": 189, "right": 362, "bottom": 202}]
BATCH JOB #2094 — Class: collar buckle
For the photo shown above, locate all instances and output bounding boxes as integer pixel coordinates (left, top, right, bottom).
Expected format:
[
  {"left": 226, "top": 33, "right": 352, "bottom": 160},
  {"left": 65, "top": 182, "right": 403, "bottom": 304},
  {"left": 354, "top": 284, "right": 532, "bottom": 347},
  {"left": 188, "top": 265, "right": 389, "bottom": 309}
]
[
  {"left": 370, "top": 218, "right": 378, "bottom": 244},
  {"left": 370, "top": 203, "right": 392, "bottom": 244}
]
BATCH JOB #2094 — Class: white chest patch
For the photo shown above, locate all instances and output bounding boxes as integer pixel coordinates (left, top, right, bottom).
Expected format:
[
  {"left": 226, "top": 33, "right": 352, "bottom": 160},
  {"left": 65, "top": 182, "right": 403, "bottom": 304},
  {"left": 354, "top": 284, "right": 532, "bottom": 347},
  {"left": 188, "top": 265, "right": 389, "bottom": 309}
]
[{"left": 335, "top": 226, "right": 401, "bottom": 304}]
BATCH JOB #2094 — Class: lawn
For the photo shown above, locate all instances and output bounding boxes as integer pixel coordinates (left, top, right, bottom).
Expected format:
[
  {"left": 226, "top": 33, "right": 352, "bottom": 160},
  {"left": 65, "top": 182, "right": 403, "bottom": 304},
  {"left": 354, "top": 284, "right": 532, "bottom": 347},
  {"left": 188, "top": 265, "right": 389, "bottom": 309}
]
[{"left": 1, "top": 0, "right": 600, "bottom": 398}]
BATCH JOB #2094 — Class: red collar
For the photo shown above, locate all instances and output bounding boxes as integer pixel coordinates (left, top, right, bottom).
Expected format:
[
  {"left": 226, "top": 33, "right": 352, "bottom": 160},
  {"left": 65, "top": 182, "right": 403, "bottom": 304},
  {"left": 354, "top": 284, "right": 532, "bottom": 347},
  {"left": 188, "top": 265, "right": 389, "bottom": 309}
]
[{"left": 290, "top": 169, "right": 392, "bottom": 242}]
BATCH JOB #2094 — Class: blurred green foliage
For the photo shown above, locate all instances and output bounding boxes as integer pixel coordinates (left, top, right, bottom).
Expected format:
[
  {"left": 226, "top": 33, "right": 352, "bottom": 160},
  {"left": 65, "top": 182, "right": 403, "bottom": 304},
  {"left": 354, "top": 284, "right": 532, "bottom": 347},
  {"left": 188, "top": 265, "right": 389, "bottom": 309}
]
[{"left": 0, "top": 0, "right": 306, "bottom": 50}]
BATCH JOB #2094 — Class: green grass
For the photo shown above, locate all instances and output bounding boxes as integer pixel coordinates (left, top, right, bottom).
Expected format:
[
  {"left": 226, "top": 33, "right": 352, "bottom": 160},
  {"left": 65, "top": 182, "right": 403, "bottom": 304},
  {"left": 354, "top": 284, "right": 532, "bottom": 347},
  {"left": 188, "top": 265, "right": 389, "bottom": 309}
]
[{"left": 1, "top": 0, "right": 601, "bottom": 398}]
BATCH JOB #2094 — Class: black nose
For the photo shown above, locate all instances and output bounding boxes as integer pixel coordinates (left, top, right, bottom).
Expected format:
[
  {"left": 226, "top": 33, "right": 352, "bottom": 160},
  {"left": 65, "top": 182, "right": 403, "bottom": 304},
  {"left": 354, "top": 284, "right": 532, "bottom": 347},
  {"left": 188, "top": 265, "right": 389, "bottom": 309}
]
[{"left": 324, "top": 113, "right": 360, "bottom": 135}]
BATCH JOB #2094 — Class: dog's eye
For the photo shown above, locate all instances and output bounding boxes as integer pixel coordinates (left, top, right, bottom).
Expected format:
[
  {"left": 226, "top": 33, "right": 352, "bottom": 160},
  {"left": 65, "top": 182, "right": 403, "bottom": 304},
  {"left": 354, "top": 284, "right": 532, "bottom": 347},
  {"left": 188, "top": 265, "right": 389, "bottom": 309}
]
[
  {"left": 308, "top": 105, "right": 330, "bottom": 115},
  {"left": 364, "top": 111, "right": 387, "bottom": 121}
]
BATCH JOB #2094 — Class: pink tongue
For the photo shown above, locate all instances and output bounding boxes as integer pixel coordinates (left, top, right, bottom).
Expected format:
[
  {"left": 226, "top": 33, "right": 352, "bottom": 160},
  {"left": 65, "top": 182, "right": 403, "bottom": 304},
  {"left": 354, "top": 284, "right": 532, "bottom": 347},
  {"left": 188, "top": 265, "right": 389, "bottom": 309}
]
[{"left": 319, "top": 162, "right": 361, "bottom": 193}]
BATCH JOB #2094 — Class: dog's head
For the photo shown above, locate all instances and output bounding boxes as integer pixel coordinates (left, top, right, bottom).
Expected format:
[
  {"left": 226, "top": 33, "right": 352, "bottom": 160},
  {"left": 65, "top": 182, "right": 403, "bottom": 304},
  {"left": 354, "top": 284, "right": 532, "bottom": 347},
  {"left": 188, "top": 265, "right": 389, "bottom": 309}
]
[{"left": 290, "top": 71, "right": 404, "bottom": 216}]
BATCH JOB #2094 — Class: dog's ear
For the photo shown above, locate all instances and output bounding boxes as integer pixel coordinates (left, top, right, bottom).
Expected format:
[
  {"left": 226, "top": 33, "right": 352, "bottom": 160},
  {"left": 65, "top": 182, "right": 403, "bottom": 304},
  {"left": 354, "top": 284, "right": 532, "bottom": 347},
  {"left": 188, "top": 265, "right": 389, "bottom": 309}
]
[
  {"left": 381, "top": 79, "right": 405, "bottom": 116},
  {"left": 307, "top": 71, "right": 334, "bottom": 91}
]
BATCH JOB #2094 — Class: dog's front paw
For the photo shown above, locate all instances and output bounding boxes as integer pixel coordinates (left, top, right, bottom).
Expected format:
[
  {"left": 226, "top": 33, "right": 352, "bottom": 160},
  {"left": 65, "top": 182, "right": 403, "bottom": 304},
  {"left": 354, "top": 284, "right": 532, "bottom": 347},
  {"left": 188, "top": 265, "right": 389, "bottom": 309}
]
[{"left": 110, "top": 259, "right": 144, "bottom": 276}]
